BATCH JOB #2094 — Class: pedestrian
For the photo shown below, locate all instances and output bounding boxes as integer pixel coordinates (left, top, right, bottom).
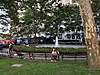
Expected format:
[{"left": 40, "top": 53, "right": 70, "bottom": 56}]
[
  {"left": 8, "top": 43, "right": 13, "bottom": 54},
  {"left": 51, "top": 48, "right": 59, "bottom": 62}
]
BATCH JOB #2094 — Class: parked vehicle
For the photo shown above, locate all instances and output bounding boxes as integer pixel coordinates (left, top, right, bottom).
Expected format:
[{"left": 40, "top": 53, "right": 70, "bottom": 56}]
[
  {"left": 0, "top": 40, "right": 3, "bottom": 50},
  {"left": 0, "top": 44, "right": 3, "bottom": 50},
  {"left": 4, "top": 39, "right": 15, "bottom": 44},
  {"left": 16, "top": 39, "right": 22, "bottom": 45}
]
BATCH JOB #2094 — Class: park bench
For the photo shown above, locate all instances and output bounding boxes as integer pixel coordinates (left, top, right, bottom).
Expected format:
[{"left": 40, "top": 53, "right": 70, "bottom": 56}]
[
  {"left": 61, "top": 52, "right": 87, "bottom": 61},
  {"left": 18, "top": 52, "right": 59, "bottom": 60},
  {"left": 1, "top": 48, "right": 87, "bottom": 61},
  {"left": 28, "top": 52, "right": 51, "bottom": 60}
]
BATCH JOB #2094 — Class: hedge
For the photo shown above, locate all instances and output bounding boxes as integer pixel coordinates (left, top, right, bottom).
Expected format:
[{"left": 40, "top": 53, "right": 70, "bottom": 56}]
[
  {"left": 13, "top": 45, "right": 87, "bottom": 53},
  {"left": 3, "top": 44, "right": 9, "bottom": 48}
]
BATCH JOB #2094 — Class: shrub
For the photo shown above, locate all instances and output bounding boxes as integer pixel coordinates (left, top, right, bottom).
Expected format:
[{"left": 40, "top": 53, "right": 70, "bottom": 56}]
[
  {"left": 3, "top": 44, "right": 9, "bottom": 48},
  {"left": 13, "top": 45, "right": 87, "bottom": 53}
]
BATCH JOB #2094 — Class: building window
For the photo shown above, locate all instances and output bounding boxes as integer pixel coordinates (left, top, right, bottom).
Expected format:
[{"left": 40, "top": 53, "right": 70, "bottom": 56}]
[
  {"left": 67, "top": 34, "right": 71, "bottom": 39},
  {"left": 76, "top": 34, "right": 80, "bottom": 39},
  {"left": 72, "top": 34, "right": 75, "bottom": 39}
]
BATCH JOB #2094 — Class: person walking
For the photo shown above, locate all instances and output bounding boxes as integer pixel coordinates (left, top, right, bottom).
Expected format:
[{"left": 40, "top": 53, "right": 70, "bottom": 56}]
[{"left": 8, "top": 43, "right": 13, "bottom": 57}]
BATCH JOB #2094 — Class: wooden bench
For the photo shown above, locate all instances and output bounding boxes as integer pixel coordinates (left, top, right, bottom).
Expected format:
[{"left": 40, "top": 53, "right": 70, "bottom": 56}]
[
  {"left": 61, "top": 52, "right": 87, "bottom": 61},
  {"left": 7, "top": 50, "right": 87, "bottom": 61}
]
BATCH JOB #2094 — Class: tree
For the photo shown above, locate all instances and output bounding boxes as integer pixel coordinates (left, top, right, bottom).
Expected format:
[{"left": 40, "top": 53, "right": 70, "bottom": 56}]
[
  {"left": 21, "top": 8, "right": 44, "bottom": 36},
  {"left": 0, "top": 0, "right": 82, "bottom": 36},
  {"left": 0, "top": 0, "right": 21, "bottom": 35},
  {"left": 91, "top": 0, "right": 100, "bottom": 26},
  {"left": 0, "top": 0, "right": 19, "bottom": 24},
  {"left": 77, "top": 0, "right": 100, "bottom": 70},
  {"left": 19, "top": 0, "right": 48, "bottom": 37},
  {"left": 0, "top": 2, "right": 9, "bottom": 32},
  {"left": 21, "top": 0, "right": 67, "bottom": 37},
  {"left": 43, "top": 0, "right": 65, "bottom": 36},
  {"left": 43, "top": 1, "right": 81, "bottom": 36},
  {"left": 63, "top": 4, "right": 81, "bottom": 31}
]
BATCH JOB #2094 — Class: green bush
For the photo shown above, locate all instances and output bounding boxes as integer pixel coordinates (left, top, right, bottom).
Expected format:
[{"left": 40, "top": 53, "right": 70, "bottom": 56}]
[
  {"left": 3, "top": 44, "right": 9, "bottom": 48},
  {"left": 13, "top": 45, "right": 87, "bottom": 53}
]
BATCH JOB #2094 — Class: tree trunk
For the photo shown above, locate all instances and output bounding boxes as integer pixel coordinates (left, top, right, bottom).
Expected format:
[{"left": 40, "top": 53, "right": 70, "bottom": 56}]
[{"left": 77, "top": 0, "right": 100, "bottom": 70}]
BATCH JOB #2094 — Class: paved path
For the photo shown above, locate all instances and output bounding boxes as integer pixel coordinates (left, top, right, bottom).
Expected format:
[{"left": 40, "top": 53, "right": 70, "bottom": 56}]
[{"left": 36, "top": 44, "right": 86, "bottom": 48}]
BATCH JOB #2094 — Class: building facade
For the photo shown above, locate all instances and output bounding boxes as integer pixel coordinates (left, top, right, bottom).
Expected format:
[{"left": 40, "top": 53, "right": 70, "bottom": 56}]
[{"left": 61, "top": 0, "right": 77, "bottom": 4}]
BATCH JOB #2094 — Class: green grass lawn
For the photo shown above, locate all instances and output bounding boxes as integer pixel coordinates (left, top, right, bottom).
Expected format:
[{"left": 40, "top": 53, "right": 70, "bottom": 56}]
[{"left": 0, "top": 58, "right": 100, "bottom": 75}]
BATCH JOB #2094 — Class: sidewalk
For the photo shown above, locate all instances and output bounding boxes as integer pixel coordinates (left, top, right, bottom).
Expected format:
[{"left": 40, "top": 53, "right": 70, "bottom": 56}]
[{"left": 36, "top": 44, "right": 86, "bottom": 48}]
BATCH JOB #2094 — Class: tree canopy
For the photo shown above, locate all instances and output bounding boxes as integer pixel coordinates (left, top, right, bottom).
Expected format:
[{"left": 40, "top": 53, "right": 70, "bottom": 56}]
[{"left": 0, "top": 0, "right": 99, "bottom": 36}]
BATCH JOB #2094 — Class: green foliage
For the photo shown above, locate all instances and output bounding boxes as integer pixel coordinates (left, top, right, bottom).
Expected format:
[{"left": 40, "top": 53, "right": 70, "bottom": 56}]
[
  {"left": 2, "top": 34, "right": 12, "bottom": 38},
  {"left": 3, "top": 44, "right": 9, "bottom": 48},
  {"left": 91, "top": 0, "right": 100, "bottom": 26},
  {"left": 21, "top": 1, "right": 82, "bottom": 36},
  {"left": 0, "top": 0, "right": 99, "bottom": 36},
  {"left": 21, "top": 0, "right": 64, "bottom": 36},
  {"left": 0, "top": 0, "right": 20, "bottom": 34},
  {"left": 13, "top": 45, "right": 86, "bottom": 53},
  {"left": 91, "top": 0, "right": 100, "bottom": 12},
  {"left": 0, "top": 3, "right": 9, "bottom": 32},
  {"left": 63, "top": 4, "right": 81, "bottom": 31},
  {"left": 0, "top": 0, "right": 19, "bottom": 25}
]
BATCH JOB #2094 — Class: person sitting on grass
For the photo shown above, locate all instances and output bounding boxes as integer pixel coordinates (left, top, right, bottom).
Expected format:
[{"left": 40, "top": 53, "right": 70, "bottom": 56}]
[{"left": 51, "top": 48, "right": 59, "bottom": 62}]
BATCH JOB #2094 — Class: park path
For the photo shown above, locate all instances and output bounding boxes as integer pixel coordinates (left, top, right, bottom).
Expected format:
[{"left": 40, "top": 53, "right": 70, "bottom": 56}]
[{"left": 36, "top": 44, "right": 86, "bottom": 48}]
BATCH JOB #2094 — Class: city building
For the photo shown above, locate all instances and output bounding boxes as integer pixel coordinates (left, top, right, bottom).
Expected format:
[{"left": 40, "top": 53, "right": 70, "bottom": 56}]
[{"left": 61, "top": 0, "right": 77, "bottom": 5}]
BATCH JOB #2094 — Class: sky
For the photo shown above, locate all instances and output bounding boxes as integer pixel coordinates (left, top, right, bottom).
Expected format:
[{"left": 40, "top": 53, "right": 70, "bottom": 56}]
[{"left": 61, "top": 0, "right": 70, "bottom": 4}]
